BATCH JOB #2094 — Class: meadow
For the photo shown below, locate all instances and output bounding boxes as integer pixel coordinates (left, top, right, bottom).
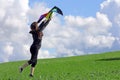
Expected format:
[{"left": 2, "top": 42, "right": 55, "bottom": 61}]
[{"left": 0, "top": 51, "right": 120, "bottom": 80}]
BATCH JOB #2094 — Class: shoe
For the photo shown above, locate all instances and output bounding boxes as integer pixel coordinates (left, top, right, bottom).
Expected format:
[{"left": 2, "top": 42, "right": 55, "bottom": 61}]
[
  {"left": 29, "top": 74, "right": 34, "bottom": 77},
  {"left": 19, "top": 67, "right": 23, "bottom": 73}
]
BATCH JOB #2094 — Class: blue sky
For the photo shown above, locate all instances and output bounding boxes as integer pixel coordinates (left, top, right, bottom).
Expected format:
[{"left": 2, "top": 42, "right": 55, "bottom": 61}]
[{"left": 29, "top": 0, "right": 105, "bottom": 17}]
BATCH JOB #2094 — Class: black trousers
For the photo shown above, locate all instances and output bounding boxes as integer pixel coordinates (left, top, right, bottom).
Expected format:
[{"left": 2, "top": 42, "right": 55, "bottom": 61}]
[{"left": 28, "top": 45, "right": 41, "bottom": 67}]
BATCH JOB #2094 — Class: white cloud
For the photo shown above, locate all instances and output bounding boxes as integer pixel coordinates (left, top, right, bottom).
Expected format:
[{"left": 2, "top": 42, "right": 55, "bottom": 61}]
[
  {"left": 65, "top": 12, "right": 112, "bottom": 35},
  {"left": 100, "top": 0, "right": 120, "bottom": 42},
  {"left": 84, "top": 35, "right": 115, "bottom": 48},
  {"left": 114, "top": 14, "right": 120, "bottom": 26},
  {"left": 0, "top": 0, "right": 30, "bottom": 62},
  {"left": 0, "top": 42, "right": 14, "bottom": 62},
  {"left": 38, "top": 50, "right": 55, "bottom": 59},
  {"left": 101, "top": 0, "right": 120, "bottom": 9},
  {"left": 3, "top": 42, "right": 13, "bottom": 55}
]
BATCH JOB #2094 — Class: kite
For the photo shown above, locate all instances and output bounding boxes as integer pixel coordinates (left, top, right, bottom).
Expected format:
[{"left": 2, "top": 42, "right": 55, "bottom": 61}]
[
  {"left": 37, "top": 6, "right": 63, "bottom": 23},
  {"left": 37, "top": 6, "right": 63, "bottom": 32}
]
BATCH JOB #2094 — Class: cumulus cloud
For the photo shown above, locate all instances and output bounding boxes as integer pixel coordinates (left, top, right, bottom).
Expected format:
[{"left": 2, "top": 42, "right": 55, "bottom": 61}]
[
  {"left": 0, "top": 42, "right": 13, "bottom": 62},
  {"left": 100, "top": 0, "right": 120, "bottom": 50},
  {"left": 0, "top": 0, "right": 120, "bottom": 63},
  {"left": 0, "top": 0, "right": 30, "bottom": 62}
]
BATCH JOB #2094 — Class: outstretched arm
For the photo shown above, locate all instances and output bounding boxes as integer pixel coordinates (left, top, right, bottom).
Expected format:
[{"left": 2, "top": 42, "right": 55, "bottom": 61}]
[
  {"left": 37, "top": 15, "right": 44, "bottom": 23},
  {"left": 38, "top": 18, "right": 51, "bottom": 32}
]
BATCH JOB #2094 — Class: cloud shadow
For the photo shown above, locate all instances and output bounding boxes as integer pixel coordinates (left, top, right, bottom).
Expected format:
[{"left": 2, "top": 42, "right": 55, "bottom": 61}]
[{"left": 96, "top": 57, "right": 120, "bottom": 61}]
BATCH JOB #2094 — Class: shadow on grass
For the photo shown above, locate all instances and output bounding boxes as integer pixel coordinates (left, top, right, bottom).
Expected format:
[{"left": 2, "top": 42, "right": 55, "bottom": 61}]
[{"left": 96, "top": 57, "right": 120, "bottom": 61}]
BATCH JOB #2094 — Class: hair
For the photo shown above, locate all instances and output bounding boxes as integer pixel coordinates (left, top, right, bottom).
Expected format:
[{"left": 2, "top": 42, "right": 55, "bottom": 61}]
[
  {"left": 30, "top": 22, "right": 43, "bottom": 38},
  {"left": 30, "top": 22, "right": 38, "bottom": 30}
]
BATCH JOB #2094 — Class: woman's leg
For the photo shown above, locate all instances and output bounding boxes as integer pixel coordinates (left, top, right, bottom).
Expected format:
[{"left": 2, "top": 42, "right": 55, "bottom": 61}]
[
  {"left": 29, "top": 67, "right": 35, "bottom": 77},
  {"left": 29, "top": 46, "right": 39, "bottom": 76},
  {"left": 21, "top": 62, "right": 29, "bottom": 69},
  {"left": 19, "top": 62, "right": 29, "bottom": 73}
]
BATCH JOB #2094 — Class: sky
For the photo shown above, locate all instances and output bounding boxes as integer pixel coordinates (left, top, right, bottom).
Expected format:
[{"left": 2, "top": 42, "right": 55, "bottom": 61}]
[
  {"left": 29, "top": 0, "right": 105, "bottom": 17},
  {"left": 0, "top": 0, "right": 120, "bottom": 63}
]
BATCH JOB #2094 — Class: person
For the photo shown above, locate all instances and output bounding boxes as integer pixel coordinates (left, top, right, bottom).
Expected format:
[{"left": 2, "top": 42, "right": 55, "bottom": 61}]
[{"left": 19, "top": 18, "right": 51, "bottom": 77}]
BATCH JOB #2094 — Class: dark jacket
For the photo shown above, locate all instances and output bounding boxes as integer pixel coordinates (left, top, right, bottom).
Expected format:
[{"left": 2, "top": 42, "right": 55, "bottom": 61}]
[{"left": 29, "top": 31, "right": 42, "bottom": 47}]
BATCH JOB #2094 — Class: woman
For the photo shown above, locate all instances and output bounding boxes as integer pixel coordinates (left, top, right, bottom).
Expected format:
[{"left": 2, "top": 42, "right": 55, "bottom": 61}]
[{"left": 19, "top": 18, "right": 51, "bottom": 77}]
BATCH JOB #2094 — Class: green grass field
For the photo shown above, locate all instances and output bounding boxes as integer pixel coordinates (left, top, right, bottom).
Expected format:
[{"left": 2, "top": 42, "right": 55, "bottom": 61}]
[{"left": 0, "top": 51, "right": 120, "bottom": 80}]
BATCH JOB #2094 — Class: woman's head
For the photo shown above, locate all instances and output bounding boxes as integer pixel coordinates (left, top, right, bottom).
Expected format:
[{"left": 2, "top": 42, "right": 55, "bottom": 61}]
[{"left": 30, "top": 22, "right": 38, "bottom": 30}]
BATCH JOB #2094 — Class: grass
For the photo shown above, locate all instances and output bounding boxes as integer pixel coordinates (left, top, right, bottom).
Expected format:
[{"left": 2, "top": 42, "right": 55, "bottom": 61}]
[{"left": 0, "top": 51, "right": 120, "bottom": 80}]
